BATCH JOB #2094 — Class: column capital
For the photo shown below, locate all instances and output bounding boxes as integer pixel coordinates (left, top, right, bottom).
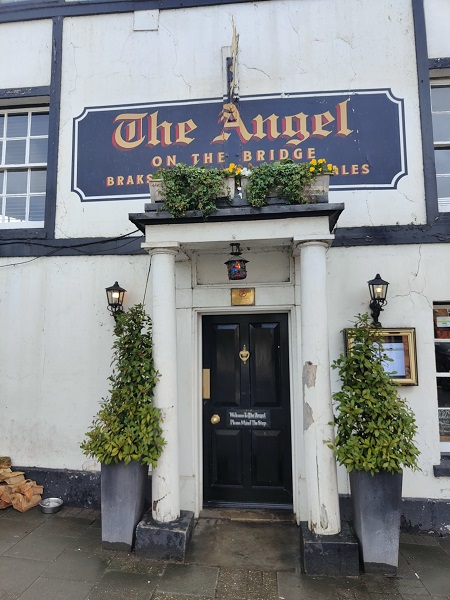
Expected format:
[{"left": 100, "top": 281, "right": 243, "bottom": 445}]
[
  {"left": 142, "top": 242, "right": 181, "bottom": 256},
  {"left": 293, "top": 239, "right": 331, "bottom": 255}
]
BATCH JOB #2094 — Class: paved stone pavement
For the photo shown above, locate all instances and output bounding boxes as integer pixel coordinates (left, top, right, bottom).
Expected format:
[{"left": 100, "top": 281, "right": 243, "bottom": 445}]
[{"left": 1, "top": 505, "right": 450, "bottom": 599}]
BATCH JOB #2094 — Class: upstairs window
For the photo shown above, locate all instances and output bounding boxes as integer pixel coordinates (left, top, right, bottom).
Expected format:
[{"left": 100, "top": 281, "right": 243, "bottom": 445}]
[
  {"left": 431, "top": 83, "right": 450, "bottom": 211},
  {"left": 0, "top": 108, "right": 49, "bottom": 229}
]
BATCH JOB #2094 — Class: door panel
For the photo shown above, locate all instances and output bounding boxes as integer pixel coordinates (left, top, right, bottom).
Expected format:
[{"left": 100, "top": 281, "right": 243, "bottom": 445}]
[
  {"left": 211, "top": 324, "right": 241, "bottom": 407},
  {"left": 212, "top": 430, "right": 243, "bottom": 486},
  {"left": 203, "top": 313, "right": 292, "bottom": 507},
  {"left": 252, "top": 430, "right": 283, "bottom": 486},
  {"left": 250, "top": 323, "right": 279, "bottom": 406}
]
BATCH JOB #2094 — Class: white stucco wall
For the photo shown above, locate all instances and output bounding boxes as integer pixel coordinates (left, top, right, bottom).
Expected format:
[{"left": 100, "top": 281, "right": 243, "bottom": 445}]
[
  {"left": 2, "top": 0, "right": 448, "bottom": 518},
  {"left": 1, "top": 254, "right": 151, "bottom": 470},
  {"left": 55, "top": 0, "right": 426, "bottom": 238},
  {"left": 2, "top": 240, "right": 449, "bottom": 513},
  {"left": 0, "top": 20, "right": 52, "bottom": 89},
  {"left": 328, "top": 243, "right": 450, "bottom": 500},
  {"left": 424, "top": 0, "right": 450, "bottom": 59}
]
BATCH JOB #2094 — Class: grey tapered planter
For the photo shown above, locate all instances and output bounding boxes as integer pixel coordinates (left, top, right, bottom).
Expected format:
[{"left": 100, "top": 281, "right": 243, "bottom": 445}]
[
  {"left": 349, "top": 470, "right": 403, "bottom": 575},
  {"left": 101, "top": 461, "right": 148, "bottom": 551}
]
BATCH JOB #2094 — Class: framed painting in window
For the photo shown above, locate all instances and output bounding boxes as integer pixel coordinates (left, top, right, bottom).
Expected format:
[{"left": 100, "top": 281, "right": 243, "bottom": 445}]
[{"left": 344, "top": 328, "right": 418, "bottom": 386}]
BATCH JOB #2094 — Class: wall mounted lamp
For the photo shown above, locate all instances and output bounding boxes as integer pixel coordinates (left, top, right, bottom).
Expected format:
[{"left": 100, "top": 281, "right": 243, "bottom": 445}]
[
  {"left": 105, "top": 281, "right": 126, "bottom": 316},
  {"left": 368, "top": 273, "right": 389, "bottom": 327},
  {"left": 225, "top": 243, "right": 248, "bottom": 281}
]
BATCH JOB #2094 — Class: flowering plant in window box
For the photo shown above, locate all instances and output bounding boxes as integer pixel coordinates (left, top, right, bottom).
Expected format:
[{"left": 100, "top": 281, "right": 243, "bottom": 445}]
[
  {"left": 244, "top": 158, "right": 335, "bottom": 207},
  {"left": 149, "top": 163, "right": 231, "bottom": 218}
]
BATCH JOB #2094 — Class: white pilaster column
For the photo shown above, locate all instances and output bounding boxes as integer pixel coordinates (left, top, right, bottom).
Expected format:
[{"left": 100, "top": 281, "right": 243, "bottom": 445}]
[
  {"left": 145, "top": 244, "right": 180, "bottom": 523},
  {"left": 298, "top": 241, "right": 340, "bottom": 535}
]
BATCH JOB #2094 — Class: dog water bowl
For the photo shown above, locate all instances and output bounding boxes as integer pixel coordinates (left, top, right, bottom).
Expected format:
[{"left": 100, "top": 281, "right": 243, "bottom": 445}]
[{"left": 39, "top": 498, "right": 63, "bottom": 514}]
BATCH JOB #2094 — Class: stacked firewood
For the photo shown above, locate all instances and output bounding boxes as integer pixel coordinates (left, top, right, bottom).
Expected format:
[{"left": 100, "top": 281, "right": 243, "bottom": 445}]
[{"left": 0, "top": 457, "right": 44, "bottom": 512}]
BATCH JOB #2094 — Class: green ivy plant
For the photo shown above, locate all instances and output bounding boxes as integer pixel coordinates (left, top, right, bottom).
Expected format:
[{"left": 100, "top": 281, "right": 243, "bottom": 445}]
[
  {"left": 245, "top": 159, "right": 330, "bottom": 207},
  {"left": 329, "top": 313, "right": 419, "bottom": 475},
  {"left": 155, "top": 163, "right": 230, "bottom": 218},
  {"left": 81, "top": 304, "right": 165, "bottom": 466}
]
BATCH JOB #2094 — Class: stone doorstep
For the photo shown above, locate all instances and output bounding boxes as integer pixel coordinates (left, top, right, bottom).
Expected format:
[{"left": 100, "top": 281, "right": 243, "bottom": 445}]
[
  {"left": 300, "top": 521, "right": 360, "bottom": 577},
  {"left": 135, "top": 510, "right": 195, "bottom": 562},
  {"left": 199, "top": 508, "right": 296, "bottom": 523}
]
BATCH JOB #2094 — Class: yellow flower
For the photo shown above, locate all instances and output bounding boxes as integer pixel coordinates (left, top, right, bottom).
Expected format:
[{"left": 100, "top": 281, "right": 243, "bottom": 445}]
[
  {"left": 318, "top": 158, "right": 325, "bottom": 164},
  {"left": 310, "top": 159, "right": 317, "bottom": 165},
  {"left": 228, "top": 163, "right": 236, "bottom": 173},
  {"left": 235, "top": 166, "right": 242, "bottom": 175},
  {"left": 327, "top": 164, "right": 333, "bottom": 171},
  {"left": 309, "top": 166, "right": 315, "bottom": 172}
]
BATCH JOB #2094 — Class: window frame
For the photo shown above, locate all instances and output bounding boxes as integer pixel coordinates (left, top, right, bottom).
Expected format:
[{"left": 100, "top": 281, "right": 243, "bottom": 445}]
[
  {"left": 0, "top": 93, "right": 54, "bottom": 240},
  {"left": 433, "top": 302, "right": 450, "bottom": 454},
  {"left": 430, "top": 75, "right": 450, "bottom": 212},
  {"left": 0, "top": 106, "right": 49, "bottom": 229},
  {"left": 0, "top": 18, "right": 61, "bottom": 241}
]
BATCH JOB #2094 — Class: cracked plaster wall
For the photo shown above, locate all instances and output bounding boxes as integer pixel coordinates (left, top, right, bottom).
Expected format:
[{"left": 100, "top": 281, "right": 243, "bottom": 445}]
[
  {"left": 3, "top": 0, "right": 449, "bottom": 506},
  {"left": 328, "top": 244, "right": 450, "bottom": 499},
  {"left": 0, "top": 20, "right": 52, "bottom": 88},
  {"left": 3, "top": 242, "right": 450, "bottom": 502},
  {"left": 0, "top": 254, "right": 152, "bottom": 471}
]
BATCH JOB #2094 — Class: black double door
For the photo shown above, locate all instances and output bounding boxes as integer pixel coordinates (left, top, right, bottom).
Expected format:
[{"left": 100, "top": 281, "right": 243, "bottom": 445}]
[{"left": 202, "top": 314, "right": 292, "bottom": 507}]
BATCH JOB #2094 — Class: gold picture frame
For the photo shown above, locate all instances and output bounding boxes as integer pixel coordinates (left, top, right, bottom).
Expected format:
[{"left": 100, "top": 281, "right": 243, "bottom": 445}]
[{"left": 344, "top": 328, "right": 418, "bottom": 386}]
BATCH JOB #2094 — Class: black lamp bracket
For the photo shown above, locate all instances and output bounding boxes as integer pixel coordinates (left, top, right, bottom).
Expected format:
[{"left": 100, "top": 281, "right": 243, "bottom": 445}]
[{"left": 369, "top": 298, "right": 387, "bottom": 328}]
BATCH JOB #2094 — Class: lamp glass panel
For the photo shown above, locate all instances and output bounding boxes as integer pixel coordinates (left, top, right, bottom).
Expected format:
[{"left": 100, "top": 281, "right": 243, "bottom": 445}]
[
  {"left": 227, "top": 259, "right": 247, "bottom": 280},
  {"left": 374, "top": 284, "right": 387, "bottom": 299}
]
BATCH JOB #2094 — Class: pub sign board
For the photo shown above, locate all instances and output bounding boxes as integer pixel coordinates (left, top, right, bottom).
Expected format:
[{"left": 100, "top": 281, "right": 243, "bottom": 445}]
[{"left": 72, "top": 89, "right": 407, "bottom": 201}]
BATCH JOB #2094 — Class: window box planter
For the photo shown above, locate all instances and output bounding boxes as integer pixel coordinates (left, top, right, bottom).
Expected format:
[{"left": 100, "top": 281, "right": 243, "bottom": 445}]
[
  {"left": 239, "top": 173, "right": 329, "bottom": 203},
  {"left": 150, "top": 176, "right": 235, "bottom": 205},
  {"left": 149, "top": 161, "right": 333, "bottom": 217},
  {"left": 149, "top": 178, "right": 164, "bottom": 203}
]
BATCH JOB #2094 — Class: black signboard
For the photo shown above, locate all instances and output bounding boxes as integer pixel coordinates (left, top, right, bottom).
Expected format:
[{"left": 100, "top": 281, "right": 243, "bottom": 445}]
[{"left": 72, "top": 89, "right": 407, "bottom": 201}]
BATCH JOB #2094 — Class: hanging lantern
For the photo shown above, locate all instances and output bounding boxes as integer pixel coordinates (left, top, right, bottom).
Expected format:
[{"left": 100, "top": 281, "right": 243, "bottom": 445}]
[{"left": 225, "top": 243, "right": 248, "bottom": 281}]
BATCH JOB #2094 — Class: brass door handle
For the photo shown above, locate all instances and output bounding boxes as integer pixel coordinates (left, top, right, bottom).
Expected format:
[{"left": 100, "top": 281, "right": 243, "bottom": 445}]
[{"left": 211, "top": 414, "right": 221, "bottom": 425}]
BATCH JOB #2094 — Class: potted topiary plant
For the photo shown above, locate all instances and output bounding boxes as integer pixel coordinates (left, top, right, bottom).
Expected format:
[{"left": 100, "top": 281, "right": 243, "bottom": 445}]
[
  {"left": 329, "top": 313, "right": 420, "bottom": 575},
  {"left": 81, "top": 304, "right": 165, "bottom": 551},
  {"left": 149, "top": 162, "right": 232, "bottom": 217},
  {"left": 244, "top": 158, "right": 334, "bottom": 206}
]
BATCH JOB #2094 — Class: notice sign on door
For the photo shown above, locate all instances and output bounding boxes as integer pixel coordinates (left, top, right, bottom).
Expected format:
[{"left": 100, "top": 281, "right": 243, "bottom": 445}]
[{"left": 227, "top": 409, "right": 271, "bottom": 428}]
